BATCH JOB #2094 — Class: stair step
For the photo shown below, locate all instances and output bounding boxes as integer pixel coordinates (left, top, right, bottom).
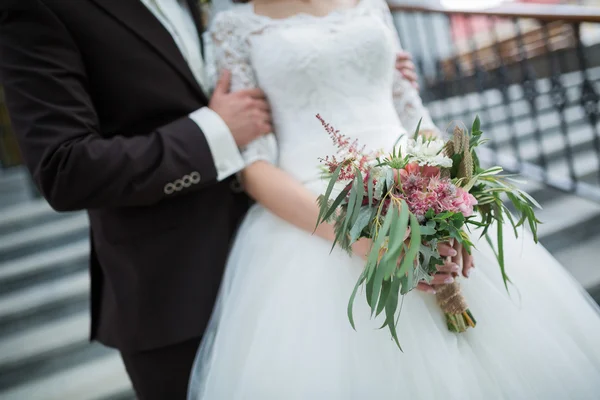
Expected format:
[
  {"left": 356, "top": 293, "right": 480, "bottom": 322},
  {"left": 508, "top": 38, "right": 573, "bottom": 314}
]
[
  {"left": 537, "top": 196, "right": 600, "bottom": 244},
  {"left": 0, "top": 347, "right": 131, "bottom": 400},
  {"left": 94, "top": 390, "right": 137, "bottom": 400},
  {"left": 0, "top": 213, "right": 88, "bottom": 262},
  {"left": 552, "top": 235, "right": 600, "bottom": 289},
  {"left": 0, "top": 270, "right": 89, "bottom": 334},
  {"left": 0, "top": 199, "right": 62, "bottom": 236},
  {"left": 0, "top": 239, "right": 89, "bottom": 296},
  {"left": 0, "top": 311, "right": 89, "bottom": 376}
]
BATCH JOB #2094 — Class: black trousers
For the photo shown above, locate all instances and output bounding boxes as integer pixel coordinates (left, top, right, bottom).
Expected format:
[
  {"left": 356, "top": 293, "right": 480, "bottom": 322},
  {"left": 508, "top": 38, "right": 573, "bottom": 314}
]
[{"left": 120, "top": 336, "right": 202, "bottom": 400}]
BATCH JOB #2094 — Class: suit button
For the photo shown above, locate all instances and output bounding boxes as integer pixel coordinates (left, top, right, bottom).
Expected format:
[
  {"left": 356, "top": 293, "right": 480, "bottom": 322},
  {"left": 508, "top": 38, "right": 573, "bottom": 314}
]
[
  {"left": 230, "top": 178, "right": 244, "bottom": 193},
  {"left": 164, "top": 183, "right": 175, "bottom": 194},
  {"left": 190, "top": 171, "right": 201, "bottom": 184}
]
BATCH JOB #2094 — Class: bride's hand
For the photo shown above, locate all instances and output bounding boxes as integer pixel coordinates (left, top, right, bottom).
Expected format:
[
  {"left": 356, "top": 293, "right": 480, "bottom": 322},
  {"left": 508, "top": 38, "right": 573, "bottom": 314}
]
[
  {"left": 351, "top": 238, "right": 372, "bottom": 260},
  {"left": 415, "top": 242, "right": 459, "bottom": 294},
  {"left": 450, "top": 240, "right": 475, "bottom": 278},
  {"left": 396, "top": 51, "right": 418, "bottom": 90}
]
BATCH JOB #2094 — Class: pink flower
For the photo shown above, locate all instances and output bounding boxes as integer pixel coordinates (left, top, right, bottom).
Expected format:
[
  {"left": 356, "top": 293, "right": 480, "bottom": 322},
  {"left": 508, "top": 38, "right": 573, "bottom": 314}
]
[
  {"left": 402, "top": 163, "right": 440, "bottom": 179},
  {"left": 405, "top": 162, "right": 421, "bottom": 175},
  {"left": 422, "top": 165, "right": 440, "bottom": 178},
  {"left": 453, "top": 187, "right": 478, "bottom": 217}
]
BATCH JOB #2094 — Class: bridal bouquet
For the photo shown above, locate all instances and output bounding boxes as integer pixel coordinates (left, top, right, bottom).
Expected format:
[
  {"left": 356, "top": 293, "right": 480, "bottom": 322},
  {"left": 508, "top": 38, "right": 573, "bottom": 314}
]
[{"left": 315, "top": 115, "right": 541, "bottom": 349}]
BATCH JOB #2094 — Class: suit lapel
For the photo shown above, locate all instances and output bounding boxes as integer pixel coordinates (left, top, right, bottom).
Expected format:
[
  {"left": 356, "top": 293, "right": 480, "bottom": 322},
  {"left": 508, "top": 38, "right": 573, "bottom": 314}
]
[{"left": 90, "top": 0, "right": 207, "bottom": 102}]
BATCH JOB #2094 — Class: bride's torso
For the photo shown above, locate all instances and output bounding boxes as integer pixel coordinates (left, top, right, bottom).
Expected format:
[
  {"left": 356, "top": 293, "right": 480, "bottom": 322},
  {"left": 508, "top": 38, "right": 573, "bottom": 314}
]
[{"left": 213, "top": 1, "right": 407, "bottom": 181}]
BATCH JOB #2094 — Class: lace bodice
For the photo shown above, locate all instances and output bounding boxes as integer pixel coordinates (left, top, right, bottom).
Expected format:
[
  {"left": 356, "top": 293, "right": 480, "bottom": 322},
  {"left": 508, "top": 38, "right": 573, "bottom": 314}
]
[{"left": 208, "top": 0, "right": 438, "bottom": 183}]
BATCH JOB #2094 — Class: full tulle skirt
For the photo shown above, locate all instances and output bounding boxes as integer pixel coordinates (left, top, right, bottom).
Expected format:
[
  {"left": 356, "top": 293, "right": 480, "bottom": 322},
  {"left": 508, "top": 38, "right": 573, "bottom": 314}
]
[{"left": 188, "top": 187, "right": 600, "bottom": 399}]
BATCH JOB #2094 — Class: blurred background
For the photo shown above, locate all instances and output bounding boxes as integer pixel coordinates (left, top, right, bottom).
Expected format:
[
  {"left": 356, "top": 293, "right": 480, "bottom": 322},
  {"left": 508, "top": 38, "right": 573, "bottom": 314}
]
[{"left": 1, "top": 0, "right": 599, "bottom": 399}]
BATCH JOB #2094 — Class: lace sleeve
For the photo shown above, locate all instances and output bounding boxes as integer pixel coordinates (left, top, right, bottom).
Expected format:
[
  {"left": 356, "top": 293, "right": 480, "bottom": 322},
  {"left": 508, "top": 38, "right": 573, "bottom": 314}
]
[
  {"left": 209, "top": 12, "right": 278, "bottom": 165},
  {"left": 372, "top": 0, "right": 441, "bottom": 136}
]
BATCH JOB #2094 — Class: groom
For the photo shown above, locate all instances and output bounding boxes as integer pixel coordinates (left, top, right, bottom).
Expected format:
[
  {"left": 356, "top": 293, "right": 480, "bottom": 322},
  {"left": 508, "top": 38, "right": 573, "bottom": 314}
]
[{"left": 0, "top": 0, "right": 422, "bottom": 398}]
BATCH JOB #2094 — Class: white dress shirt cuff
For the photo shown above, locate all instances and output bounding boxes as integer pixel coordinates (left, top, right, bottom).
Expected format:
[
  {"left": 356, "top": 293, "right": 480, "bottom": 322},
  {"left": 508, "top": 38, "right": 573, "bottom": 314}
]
[{"left": 189, "top": 107, "right": 245, "bottom": 181}]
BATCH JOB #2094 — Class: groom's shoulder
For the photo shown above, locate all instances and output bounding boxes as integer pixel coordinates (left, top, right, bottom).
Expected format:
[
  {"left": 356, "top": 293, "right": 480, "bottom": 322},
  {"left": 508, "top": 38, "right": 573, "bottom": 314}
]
[{"left": 0, "top": 0, "right": 40, "bottom": 11}]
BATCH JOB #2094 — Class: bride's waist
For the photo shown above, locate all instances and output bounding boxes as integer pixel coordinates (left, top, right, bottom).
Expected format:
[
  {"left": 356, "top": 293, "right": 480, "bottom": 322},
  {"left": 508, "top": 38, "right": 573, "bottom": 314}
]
[{"left": 276, "top": 124, "right": 406, "bottom": 184}]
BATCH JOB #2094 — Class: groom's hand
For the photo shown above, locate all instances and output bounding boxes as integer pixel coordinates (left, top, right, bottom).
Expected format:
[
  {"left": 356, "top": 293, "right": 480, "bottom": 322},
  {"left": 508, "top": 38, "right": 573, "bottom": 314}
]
[{"left": 209, "top": 70, "right": 272, "bottom": 148}]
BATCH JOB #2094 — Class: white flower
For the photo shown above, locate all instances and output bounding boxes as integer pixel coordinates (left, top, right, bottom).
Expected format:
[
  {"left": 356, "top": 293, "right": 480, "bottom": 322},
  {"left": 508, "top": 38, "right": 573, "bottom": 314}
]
[
  {"left": 372, "top": 166, "right": 390, "bottom": 200},
  {"left": 401, "top": 136, "right": 453, "bottom": 168}
]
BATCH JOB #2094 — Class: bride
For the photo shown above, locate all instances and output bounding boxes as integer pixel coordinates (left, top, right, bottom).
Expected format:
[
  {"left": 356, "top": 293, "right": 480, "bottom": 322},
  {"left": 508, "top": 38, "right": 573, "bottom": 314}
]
[{"left": 189, "top": 0, "right": 600, "bottom": 398}]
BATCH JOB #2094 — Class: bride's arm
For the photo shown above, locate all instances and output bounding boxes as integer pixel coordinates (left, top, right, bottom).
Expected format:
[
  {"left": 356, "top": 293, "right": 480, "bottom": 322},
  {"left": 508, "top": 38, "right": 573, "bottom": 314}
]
[
  {"left": 242, "top": 161, "right": 371, "bottom": 256},
  {"left": 375, "top": 1, "right": 442, "bottom": 139}
]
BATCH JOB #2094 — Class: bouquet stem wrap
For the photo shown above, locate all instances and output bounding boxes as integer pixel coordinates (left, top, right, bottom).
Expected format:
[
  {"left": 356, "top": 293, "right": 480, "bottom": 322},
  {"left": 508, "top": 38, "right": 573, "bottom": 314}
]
[{"left": 434, "top": 281, "right": 476, "bottom": 332}]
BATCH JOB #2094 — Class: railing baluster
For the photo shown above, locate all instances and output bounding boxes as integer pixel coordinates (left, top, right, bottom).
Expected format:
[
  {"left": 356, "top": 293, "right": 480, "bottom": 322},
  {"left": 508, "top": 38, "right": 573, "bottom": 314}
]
[
  {"left": 513, "top": 18, "right": 548, "bottom": 178},
  {"left": 573, "top": 22, "right": 600, "bottom": 183},
  {"left": 464, "top": 15, "right": 497, "bottom": 164},
  {"left": 491, "top": 17, "right": 523, "bottom": 169},
  {"left": 542, "top": 22, "right": 578, "bottom": 187}
]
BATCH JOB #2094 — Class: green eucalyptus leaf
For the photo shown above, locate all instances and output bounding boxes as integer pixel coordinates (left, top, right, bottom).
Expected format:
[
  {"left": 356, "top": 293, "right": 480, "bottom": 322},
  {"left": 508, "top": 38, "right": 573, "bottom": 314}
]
[
  {"left": 321, "top": 188, "right": 349, "bottom": 227},
  {"left": 317, "top": 163, "right": 344, "bottom": 227},
  {"left": 365, "top": 208, "right": 395, "bottom": 313},
  {"left": 385, "top": 278, "right": 403, "bottom": 350},
  {"left": 367, "top": 171, "right": 375, "bottom": 207},
  {"left": 347, "top": 272, "right": 366, "bottom": 330},
  {"left": 370, "top": 208, "right": 401, "bottom": 313},
  {"left": 398, "top": 213, "right": 422, "bottom": 278},
  {"left": 350, "top": 207, "right": 373, "bottom": 242},
  {"left": 376, "top": 279, "right": 392, "bottom": 317}
]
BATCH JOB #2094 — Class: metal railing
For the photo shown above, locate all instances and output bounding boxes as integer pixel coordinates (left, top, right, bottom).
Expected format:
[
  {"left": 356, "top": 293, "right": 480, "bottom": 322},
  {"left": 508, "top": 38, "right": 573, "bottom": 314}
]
[
  {"left": 390, "top": 2, "right": 600, "bottom": 203},
  {"left": 1, "top": 3, "right": 600, "bottom": 202}
]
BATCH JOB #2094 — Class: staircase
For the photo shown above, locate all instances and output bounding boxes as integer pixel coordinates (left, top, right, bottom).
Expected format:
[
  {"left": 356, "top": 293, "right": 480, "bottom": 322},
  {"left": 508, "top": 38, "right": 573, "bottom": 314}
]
[{"left": 0, "top": 169, "right": 134, "bottom": 400}]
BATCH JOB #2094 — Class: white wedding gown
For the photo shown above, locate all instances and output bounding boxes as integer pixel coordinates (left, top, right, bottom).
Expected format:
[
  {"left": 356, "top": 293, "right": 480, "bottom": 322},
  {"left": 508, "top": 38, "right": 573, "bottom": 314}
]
[{"left": 188, "top": 1, "right": 600, "bottom": 398}]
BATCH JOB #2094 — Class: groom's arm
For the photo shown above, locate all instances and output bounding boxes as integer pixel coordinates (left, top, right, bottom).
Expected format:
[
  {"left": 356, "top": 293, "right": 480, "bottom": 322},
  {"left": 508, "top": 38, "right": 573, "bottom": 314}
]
[{"left": 0, "top": 1, "right": 242, "bottom": 211}]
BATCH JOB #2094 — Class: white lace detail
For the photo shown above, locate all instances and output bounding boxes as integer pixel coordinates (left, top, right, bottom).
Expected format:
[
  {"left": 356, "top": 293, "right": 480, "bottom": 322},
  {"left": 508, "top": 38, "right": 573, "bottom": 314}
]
[
  {"left": 209, "top": 10, "right": 278, "bottom": 165},
  {"left": 208, "top": 0, "right": 439, "bottom": 181}
]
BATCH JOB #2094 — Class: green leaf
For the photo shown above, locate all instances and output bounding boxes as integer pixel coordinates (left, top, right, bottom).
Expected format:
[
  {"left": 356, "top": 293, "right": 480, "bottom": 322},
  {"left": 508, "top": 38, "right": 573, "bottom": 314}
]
[
  {"left": 472, "top": 115, "right": 481, "bottom": 135},
  {"left": 321, "top": 188, "right": 349, "bottom": 227},
  {"left": 397, "top": 214, "right": 422, "bottom": 279},
  {"left": 385, "top": 168, "right": 395, "bottom": 191},
  {"left": 366, "top": 210, "right": 394, "bottom": 304},
  {"left": 497, "top": 216, "right": 509, "bottom": 291},
  {"left": 403, "top": 251, "right": 415, "bottom": 295},
  {"left": 351, "top": 169, "right": 365, "bottom": 229},
  {"left": 381, "top": 201, "right": 409, "bottom": 268},
  {"left": 419, "top": 221, "right": 436, "bottom": 236},
  {"left": 385, "top": 278, "right": 403, "bottom": 350},
  {"left": 375, "top": 279, "right": 392, "bottom": 317},
  {"left": 367, "top": 207, "right": 397, "bottom": 314},
  {"left": 338, "top": 183, "right": 359, "bottom": 251},
  {"left": 317, "top": 163, "right": 344, "bottom": 228},
  {"left": 413, "top": 118, "right": 423, "bottom": 140},
  {"left": 350, "top": 207, "right": 372, "bottom": 242},
  {"left": 367, "top": 171, "right": 374, "bottom": 208},
  {"left": 479, "top": 166, "right": 504, "bottom": 177},
  {"left": 347, "top": 272, "right": 366, "bottom": 331},
  {"left": 516, "top": 188, "right": 542, "bottom": 210}
]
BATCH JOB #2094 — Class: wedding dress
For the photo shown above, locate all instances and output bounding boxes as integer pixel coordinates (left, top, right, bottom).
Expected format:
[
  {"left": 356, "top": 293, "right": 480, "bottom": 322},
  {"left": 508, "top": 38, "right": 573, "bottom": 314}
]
[{"left": 188, "top": 1, "right": 600, "bottom": 398}]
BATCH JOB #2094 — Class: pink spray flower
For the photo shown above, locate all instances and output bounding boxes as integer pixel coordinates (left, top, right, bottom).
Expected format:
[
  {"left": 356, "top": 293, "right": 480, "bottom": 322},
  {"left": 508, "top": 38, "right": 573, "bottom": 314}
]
[{"left": 453, "top": 187, "right": 478, "bottom": 217}]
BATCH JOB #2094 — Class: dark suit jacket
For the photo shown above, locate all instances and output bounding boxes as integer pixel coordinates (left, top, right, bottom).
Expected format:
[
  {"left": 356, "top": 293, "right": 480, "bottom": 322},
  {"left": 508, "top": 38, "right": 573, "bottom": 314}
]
[{"left": 0, "top": 0, "right": 249, "bottom": 352}]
